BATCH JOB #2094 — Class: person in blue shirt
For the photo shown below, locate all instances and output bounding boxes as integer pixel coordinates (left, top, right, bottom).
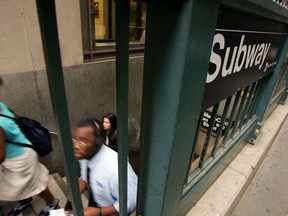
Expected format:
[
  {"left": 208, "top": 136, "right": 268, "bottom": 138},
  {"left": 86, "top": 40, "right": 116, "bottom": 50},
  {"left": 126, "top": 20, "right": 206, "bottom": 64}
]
[
  {"left": 0, "top": 77, "right": 59, "bottom": 216},
  {"left": 73, "top": 118, "right": 137, "bottom": 216}
]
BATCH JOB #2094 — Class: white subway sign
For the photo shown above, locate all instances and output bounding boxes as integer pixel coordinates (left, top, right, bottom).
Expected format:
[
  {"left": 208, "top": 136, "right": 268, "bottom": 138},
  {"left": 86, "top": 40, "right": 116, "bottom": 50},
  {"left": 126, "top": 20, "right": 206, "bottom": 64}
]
[{"left": 202, "top": 9, "right": 288, "bottom": 110}]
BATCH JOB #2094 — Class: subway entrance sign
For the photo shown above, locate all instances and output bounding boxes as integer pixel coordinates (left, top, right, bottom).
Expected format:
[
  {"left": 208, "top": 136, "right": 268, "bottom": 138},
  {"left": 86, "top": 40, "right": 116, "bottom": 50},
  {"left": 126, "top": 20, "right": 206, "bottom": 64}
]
[{"left": 202, "top": 8, "right": 288, "bottom": 110}]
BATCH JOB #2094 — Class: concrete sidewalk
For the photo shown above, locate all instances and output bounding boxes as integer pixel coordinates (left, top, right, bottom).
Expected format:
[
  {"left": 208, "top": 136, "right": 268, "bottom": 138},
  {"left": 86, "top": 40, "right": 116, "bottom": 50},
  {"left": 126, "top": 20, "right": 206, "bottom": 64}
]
[
  {"left": 232, "top": 113, "right": 288, "bottom": 215},
  {"left": 186, "top": 101, "right": 288, "bottom": 216}
]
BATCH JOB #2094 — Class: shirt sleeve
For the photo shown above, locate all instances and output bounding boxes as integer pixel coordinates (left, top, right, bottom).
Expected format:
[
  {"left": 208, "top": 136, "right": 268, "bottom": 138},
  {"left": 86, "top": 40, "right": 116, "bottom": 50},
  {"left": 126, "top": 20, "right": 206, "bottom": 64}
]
[
  {"left": 79, "top": 159, "right": 88, "bottom": 183},
  {"left": 110, "top": 164, "right": 138, "bottom": 214},
  {"left": 127, "top": 164, "right": 138, "bottom": 213},
  {"left": 107, "top": 173, "right": 119, "bottom": 212}
]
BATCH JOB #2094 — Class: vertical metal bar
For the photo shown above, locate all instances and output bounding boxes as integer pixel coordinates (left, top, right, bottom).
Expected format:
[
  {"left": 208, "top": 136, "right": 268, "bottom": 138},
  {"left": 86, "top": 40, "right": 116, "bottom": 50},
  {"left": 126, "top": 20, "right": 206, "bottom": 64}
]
[
  {"left": 186, "top": 112, "right": 204, "bottom": 178},
  {"left": 36, "top": 1, "right": 83, "bottom": 216},
  {"left": 252, "top": 79, "right": 268, "bottom": 117},
  {"left": 238, "top": 82, "right": 256, "bottom": 128},
  {"left": 115, "top": 1, "right": 130, "bottom": 215},
  {"left": 245, "top": 81, "right": 260, "bottom": 121},
  {"left": 199, "top": 104, "right": 219, "bottom": 169},
  {"left": 137, "top": 1, "right": 219, "bottom": 214},
  {"left": 252, "top": 38, "right": 288, "bottom": 123},
  {"left": 222, "top": 90, "right": 242, "bottom": 145},
  {"left": 248, "top": 79, "right": 265, "bottom": 119},
  {"left": 137, "top": 0, "right": 218, "bottom": 215},
  {"left": 211, "top": 96, "right": 232, "bottom": 157},
  {"left": 231, "top": 86, "right": 249, "bottom": 137}
]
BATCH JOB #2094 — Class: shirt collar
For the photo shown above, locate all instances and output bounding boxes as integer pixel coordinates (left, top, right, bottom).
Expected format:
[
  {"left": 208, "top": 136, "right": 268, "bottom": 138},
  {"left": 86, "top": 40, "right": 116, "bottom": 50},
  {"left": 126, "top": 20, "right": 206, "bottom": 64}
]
[{"left": 87, "top": 144, "right": 110, "bottom": 168}]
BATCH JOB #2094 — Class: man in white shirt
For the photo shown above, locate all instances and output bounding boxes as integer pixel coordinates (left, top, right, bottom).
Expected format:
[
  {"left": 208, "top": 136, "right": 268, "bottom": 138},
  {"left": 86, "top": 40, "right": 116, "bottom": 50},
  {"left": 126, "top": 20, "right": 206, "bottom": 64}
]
[{"left": 73, "top": 118, "right": 137, "bottom": 216}]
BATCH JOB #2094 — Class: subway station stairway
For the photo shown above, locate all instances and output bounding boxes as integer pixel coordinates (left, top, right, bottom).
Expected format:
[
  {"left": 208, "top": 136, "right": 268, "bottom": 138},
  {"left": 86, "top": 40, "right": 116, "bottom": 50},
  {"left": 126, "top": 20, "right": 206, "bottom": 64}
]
[
  {"left": 0, "top": 173, "right": 89, "bottom": 216},
  {"left": 0, "top": 173, "right": 136, "bottom": 216}
]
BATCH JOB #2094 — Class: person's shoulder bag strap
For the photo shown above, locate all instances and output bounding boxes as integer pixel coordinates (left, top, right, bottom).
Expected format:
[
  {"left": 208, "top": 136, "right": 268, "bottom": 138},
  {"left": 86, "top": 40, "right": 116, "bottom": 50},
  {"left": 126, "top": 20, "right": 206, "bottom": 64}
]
[{"left": 0, "top": 114, "right": 32, "bottom": 148}]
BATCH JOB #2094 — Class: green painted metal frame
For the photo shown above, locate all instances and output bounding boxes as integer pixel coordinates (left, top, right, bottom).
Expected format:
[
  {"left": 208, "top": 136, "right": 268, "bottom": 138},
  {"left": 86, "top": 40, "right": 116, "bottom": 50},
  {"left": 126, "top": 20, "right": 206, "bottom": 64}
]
[
  {"left": 186, "top": 111, "right": 204, "bottom": 181},
  {"left": 178, "top": 0, "right": 288, "bottom": 213},
  {"left": 212, "top": 0, "right": 288, "bottom": 24},
  {"left": 178, "top": 1, "right": 288, "bottom": 213},
  {"left": 115, "top": 1, "right": 130, "bottom": 215},
  {"left": 238, "top": 83, "right": 257, "bottom": 129},
  {"left": 179, "top": 118, "right": 257, "bottom": 215},
  {"left": 231, "top": 86, "right": 249, "bottom": 138},
  {"left": 252, "top": 38, "right": 288, "bottom": 132},
  {"left": 280, "top": 89, "right": 288, "bottom": 104},
  {"left": 199, "top": 104, "right": 219, "bottom": 169},
  {"left": 35, "top": 0, "right": 288, "bottom": 215},
  {"left": 247, "top": 80, "right": 264, "bottom": 120},
  {"left": 37, "top": 0, "right": 132, "bottom": 215},
  {"left": 269, "top": 57, "right": 288, "bottom": 109},
  {"left": 36, "top": 0, "right": 83, "bottom": 215},
  {"left": 137, "top": 0, "right": 220, "bottom": 215},
  {"left": 211, "top": 96, "right": 232, "bottom": 156},
  {"left": 222, "top": 91, "right": 241, "bottom": 145}
]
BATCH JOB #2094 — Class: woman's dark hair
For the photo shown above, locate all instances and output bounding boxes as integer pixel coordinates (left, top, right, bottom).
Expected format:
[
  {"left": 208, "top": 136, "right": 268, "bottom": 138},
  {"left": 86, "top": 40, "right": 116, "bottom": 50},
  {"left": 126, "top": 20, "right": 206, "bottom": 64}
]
[
  {"left": 102, "top": 113, "right": 117, "bottom": 151},
  {"left": 76, "top": 118, "right": 105, "bottom": 145},
  {"left": 0, "top": 77, "right": 3, "bottom": 86}
]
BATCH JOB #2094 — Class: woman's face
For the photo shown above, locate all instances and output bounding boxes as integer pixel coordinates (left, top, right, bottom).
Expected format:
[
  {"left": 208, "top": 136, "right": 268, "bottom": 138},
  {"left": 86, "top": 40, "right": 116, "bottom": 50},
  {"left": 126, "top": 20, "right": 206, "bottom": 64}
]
[{"left": 103, "top": 117, "right": 111, "bottom": 131}]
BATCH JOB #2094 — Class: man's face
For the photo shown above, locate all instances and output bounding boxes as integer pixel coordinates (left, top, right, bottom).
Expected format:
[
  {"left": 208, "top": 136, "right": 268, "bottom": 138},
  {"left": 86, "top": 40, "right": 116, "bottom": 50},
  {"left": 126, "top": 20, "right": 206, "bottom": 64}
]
[{"left": 73, "top": 126, "right": 98, "bottom": 160}]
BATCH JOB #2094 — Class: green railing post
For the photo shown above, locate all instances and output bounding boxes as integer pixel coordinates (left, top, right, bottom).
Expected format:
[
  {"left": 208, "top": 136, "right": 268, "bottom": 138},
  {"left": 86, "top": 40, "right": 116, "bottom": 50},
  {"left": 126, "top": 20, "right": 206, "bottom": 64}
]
[
  {"left": 36, "top": 1, "right": 83, "bottom": 215},
  {"left": 253, "top": 38, "right": 288, "bottom": 127},
  {"left": 115, "top": 0, "right": 130, "bottom": 215},
  {"left": 137, "top": 0, "right": 219, "bottom": 215}
]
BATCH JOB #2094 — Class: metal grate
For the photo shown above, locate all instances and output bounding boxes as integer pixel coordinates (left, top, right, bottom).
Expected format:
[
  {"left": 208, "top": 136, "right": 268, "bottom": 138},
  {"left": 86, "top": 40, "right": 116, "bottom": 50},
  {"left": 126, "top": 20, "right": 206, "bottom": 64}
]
[{"left": 186, "top": 79, "right": 265, "bottom": 183}]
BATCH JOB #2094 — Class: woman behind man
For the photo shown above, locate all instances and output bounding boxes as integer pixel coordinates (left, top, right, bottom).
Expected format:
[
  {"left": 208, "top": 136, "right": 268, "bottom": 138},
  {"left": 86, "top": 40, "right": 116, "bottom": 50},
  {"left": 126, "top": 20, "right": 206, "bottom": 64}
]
[
  {"left": 102, "top": 113, "right": 117, "bottom": 151},
  {"left": 0, "top": 77, "right": 59, "bottom": 216}
]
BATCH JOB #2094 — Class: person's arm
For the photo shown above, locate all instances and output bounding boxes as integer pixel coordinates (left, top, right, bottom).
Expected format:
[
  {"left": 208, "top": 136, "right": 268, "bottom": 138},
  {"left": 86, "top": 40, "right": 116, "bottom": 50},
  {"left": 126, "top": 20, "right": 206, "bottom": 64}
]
[
  {"left": 84, "top": 205, "right": 118, "bottom": 216},
  {"left": 65, "top": 178, "right": 88, "bottom": 211},
  {"left": 67, "top": 178, "right": 87, "bottom": 199},
  {"left": 0, "top": 126, "right": 6, "bottom": 164},
  {"left": 81, "top": 174, "right": 118, "bottom": 215},
  {"left": 79, "top": 177, "right": 88, "bottom": 193}
]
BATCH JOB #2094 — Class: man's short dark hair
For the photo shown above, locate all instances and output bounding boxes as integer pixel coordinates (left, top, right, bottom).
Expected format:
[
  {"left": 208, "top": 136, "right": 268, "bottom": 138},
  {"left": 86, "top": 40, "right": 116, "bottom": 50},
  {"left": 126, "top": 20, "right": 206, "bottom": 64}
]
[{"left": 76, "top": 118, "right": 105, "bottom": 145}]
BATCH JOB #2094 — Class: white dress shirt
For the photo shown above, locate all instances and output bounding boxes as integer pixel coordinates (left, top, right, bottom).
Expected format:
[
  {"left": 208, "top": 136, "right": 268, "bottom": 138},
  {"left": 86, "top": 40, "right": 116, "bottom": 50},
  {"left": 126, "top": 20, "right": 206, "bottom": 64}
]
[{"left": 79, "top": 144, "right": 138, "bottom": 213}]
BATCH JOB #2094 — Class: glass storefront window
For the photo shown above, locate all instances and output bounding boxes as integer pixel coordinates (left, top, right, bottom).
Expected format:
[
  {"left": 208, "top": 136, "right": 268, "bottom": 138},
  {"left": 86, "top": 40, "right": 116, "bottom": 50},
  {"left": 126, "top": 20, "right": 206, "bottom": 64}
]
[
  {"left": 129, "top": 1, "right": 147, "bottom": 43},
  {"left": 90, "top": 0, "right": 146, "bottom": 48}
]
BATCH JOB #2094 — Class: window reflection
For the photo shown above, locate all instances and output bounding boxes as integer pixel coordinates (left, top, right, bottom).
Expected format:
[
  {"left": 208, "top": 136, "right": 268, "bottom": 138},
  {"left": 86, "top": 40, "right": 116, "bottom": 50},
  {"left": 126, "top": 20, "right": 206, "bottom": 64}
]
[{"left": 90, "top": 0, "right": 146, "bottom": 48}]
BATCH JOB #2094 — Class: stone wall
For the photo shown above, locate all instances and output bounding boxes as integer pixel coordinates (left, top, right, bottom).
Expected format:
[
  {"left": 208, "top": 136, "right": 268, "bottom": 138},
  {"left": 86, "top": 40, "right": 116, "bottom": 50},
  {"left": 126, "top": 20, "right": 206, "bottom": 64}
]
[{"left": 0, "top": 57, "right": 144, "bottom": 175}]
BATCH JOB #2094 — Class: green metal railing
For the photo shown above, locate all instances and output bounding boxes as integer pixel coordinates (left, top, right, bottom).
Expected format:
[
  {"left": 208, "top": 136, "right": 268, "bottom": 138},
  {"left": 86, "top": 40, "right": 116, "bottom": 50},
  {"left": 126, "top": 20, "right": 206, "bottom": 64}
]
[
  {"left": 185, "top": 78, "right": 267, "bottom": 184},
  {"left": 36, "top": 0, "right": 131, "bottom": 215},
  {"left": 35, "top": 0, "right": 288, "bottom": 216},
  {"left": 36, "top": 1, "right": 83, "bottom": 215},
  {"left": 115, "top": 1, "right": 130, "bottom": 215}
]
